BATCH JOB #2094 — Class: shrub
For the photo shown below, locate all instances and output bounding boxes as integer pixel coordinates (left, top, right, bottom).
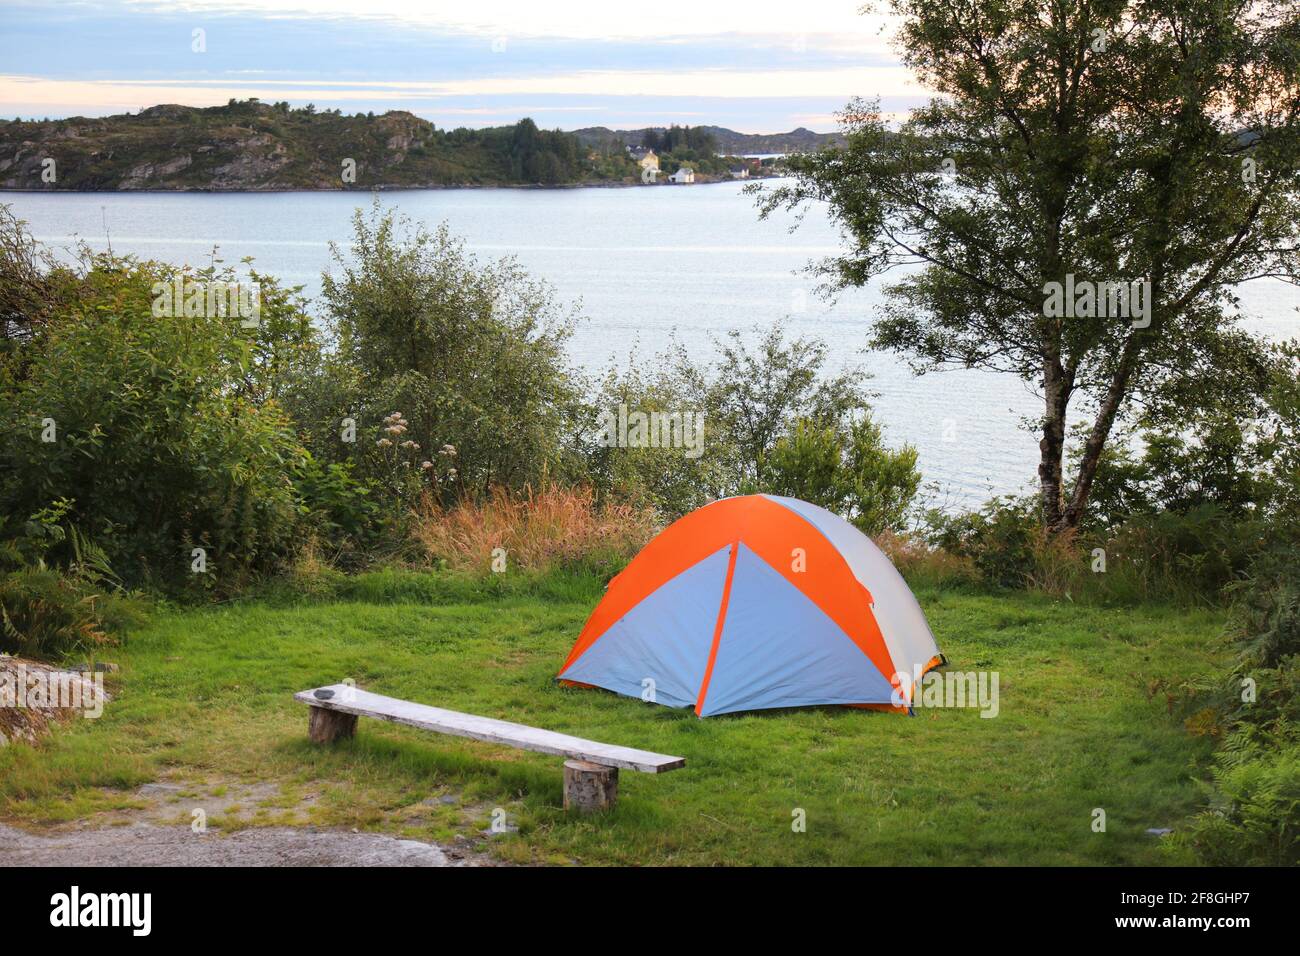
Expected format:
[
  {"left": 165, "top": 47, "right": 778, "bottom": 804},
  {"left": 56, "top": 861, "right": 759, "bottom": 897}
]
[
  {"left": 0, "top": 500, "right": 148, "bottom": 658},
  {"left": 923, "top": 497, "right": 1039, "bottom": 589},
  {"left": 1097, "top": 506, "right": 1264, "bottom": 605},
  {"left": 291, "top": 454, "right": 381, "bottom": 565},
  {"left": 320, "top": 202, "right": 583, "bottom": 500},
  {"left": 582, "top": 348, "right": 723, "bottom": 519},
  {"left": 700, "top": 327, "right": 873, "bottom": 493},
  {"left": 585, "top": 324, "right": 919, "bottom": 527},
  {"left": 972, "top": 506, "right": 1038, "bottom": 589},
  {"left": 1175, "top": 554, "right": 1300, "bottom": 864},
  {"left": 0, "top": 203, "right": 74, "bottom": 357},
  {"left": 1232, "top": 558, "right": 1300, "bottom": 675},
  {"left": 920, "top": 494, "right": 1268, "bottom": 604},
  {"left": 1176, "top": 733, "right": 1300, "bottom": 865},
  {"left": 0, "top": 566, "right": 145, "bottom": 659},
  {"left": 1024, "top": 526, "right": 1087, "bottom": 597},
  {"left": 0, "top": 255, "right": 312, "bottom": 593},
  {"left": 766, "top": 416, "right": 920, "bottom": 535}
]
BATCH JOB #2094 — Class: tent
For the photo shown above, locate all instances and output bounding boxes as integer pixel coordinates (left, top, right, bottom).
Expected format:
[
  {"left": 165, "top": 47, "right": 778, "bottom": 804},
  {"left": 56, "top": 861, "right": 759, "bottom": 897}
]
[{"left": 558, "top": 494, "right": 943, "bottom": 717}]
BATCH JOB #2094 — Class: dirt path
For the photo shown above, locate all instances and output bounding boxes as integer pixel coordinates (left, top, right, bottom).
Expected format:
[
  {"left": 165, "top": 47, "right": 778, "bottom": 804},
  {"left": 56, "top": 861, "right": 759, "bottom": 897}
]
[{"left": 0, "top": 821, "right": 487, "bottom": 866}]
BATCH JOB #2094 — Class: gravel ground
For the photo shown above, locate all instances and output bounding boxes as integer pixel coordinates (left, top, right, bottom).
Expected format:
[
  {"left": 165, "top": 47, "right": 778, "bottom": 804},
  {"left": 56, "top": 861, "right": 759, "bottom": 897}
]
[{"left": 0, "top": 821, "right": 492, "bottom": 866}]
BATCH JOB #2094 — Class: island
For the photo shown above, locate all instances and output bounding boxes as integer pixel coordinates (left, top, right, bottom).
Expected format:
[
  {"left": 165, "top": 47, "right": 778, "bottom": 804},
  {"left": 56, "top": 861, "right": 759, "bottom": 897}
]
[{"left": 0, "top": 99, "right": 841, "bottom": 191}]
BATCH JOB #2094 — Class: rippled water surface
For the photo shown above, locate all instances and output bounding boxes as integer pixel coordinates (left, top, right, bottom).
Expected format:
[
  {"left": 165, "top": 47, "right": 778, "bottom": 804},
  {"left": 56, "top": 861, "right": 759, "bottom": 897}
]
[{"left": 9, "top": 184, "right": 1298, "bottom": 508}]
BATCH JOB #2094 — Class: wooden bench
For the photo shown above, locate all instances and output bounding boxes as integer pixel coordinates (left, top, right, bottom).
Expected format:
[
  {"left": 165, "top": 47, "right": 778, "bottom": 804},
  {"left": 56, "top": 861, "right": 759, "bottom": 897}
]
[{"left": 294, "top": 683, "right": 685, "bottom": 812}]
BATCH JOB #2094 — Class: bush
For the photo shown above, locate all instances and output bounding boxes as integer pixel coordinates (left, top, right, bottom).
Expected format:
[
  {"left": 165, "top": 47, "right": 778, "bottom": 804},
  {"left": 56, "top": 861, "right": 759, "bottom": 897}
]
[
  {"left": 1232, "top": 557, "right": 1300, "bottom": 675},
  {"left": 585, "top": 325, "right": 920, "bottom": 527},
  {"left": 1096, "top": 506, "right": 1264, "bottom": 605},
  {"left": 921, "top": 494, "right": 1268, "bottom": 604},
  {"left": 923, "top": 497, "right": 1039, "bottom": 589},
  {"left": 971, "top": 506, "right": 1038, "bottom": 589},
  {"left": 319, "top": 201, "right": 583, "bottom": 500},
  {"left": 0, "top": 566, "right": 145, "bottom": 659},
  {"left": 766, "top": 416, "right": 919, "bottom": 535},
  {"left": 291, "top": 454, "right": 381, "bottom": 566},
  {"left": 1076, "top": 342, "right": 1300, "bottom": 537},
  {"left": 0, "top": 254, "right": 312, "bottom": 593},
  {"left": 1175, "top": 554, "right": 1300, "bottom": 864},
  {"left": 1177, "top": 733, "right": 1300, "bottom": 865},
  {"left": 873, "top": 529, "right": 978, "bottom": 589},
  {"left": 0, "top": 204, "right": 74, "bottom": 358},
  {"left": 0, "top": 503, "right": 147, "bottom": 659},
  {"left": 581, "top": 346, "right": 723, "bottom": 519}
]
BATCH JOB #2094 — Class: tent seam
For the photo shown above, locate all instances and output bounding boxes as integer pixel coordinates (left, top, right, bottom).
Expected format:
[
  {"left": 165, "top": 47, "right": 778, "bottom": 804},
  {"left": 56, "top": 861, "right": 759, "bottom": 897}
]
[{"left": 693, "top": 539, "right": 739, "bottom": 716}]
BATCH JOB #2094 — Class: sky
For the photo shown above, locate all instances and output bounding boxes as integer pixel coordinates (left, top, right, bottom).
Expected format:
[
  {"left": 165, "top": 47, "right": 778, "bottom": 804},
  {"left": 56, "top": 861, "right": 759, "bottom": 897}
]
[{"left": 0, "top": 0, "right": 931, "bottom": 132}]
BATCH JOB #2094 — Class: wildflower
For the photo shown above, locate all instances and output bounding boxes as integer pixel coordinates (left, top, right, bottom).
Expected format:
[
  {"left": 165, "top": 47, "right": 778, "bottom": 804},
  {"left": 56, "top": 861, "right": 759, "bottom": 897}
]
[
  {"left": 421, "top": 461, "right": 434, "bottom": 471},
  {"left": 376, "top": 438, "right": 393, "bottom": 448}
]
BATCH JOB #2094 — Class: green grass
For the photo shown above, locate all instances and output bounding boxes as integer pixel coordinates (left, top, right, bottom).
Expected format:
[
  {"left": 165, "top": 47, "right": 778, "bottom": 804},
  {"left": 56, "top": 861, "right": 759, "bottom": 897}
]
[{"left": 0, "top": 571, "right": 1229, "bottom": 865}]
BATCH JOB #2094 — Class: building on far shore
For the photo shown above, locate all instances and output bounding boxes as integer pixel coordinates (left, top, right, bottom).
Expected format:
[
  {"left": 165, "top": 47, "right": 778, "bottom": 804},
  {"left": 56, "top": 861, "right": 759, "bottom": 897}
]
[
  {"left": 669, "top": 167, "right": 695, "bottom": 184},
  {"left": 629, "top": 146, "right": 660, "bottom": 176},
  {"left": 729, "top": 165, "right": 750, "bottom": 179}
]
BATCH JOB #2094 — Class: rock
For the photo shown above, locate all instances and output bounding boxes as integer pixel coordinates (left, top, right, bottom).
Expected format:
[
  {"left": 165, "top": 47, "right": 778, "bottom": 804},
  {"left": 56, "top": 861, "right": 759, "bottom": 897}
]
[
  {"left": 0, "top": 822, "right": 492, "bottom": 867},
  {"left": 0, "top": 656, "right": 111, "bottom": 746},
  {"left": 136, "top": 783, "right": 183, "bottom": 797},
  {"left": 156, "top": 154, "right": 192, "bottom": 176},
  {"left": 67, "top": 662, "right": 120, "bottom": 673}
]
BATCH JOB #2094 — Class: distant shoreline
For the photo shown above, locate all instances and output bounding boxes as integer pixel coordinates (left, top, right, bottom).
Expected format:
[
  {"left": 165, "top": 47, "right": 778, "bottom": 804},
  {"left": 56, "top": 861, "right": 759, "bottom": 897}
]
[
  {"left": 0, "top": 178, "right": 775, "bottom": 195},
  {"left": 2, "top": 104, "right": 816, "bottom": 194}
]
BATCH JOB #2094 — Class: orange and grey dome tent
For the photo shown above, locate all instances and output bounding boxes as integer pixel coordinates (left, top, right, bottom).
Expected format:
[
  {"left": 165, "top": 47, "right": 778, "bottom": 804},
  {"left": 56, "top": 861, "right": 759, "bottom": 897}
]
[{"left": 558, "top": 494, "right": 943, "bottom": 717}]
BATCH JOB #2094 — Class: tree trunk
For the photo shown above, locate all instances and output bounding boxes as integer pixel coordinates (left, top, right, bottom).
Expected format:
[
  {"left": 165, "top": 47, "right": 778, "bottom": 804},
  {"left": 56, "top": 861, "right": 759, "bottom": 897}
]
[
  {"left": 1039, "top": 357, "right": 1069, "bottom": 531},
  {"left": 1062, "top": 350, "right": 1140, "bottom": 528},
  {"left": 1061, "top": 255, "right": 1161, "bottom": 529}
]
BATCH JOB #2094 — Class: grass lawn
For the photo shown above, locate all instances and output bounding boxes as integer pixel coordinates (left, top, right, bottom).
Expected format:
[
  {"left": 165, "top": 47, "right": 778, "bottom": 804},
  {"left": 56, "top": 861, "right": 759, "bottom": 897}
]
[{"left": 0, "top": 571, "right": 1230, "bottom": 865}]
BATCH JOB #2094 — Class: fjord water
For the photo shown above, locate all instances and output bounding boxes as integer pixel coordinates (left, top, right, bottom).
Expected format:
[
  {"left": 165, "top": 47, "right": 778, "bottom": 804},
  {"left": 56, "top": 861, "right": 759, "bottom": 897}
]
[{"left": 9, "top": 184, "right": 1298, "bottom": 508}]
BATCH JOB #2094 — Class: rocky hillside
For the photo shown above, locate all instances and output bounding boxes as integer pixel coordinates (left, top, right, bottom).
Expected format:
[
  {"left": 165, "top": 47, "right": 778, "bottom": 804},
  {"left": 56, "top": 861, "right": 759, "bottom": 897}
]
[{"left": 0, "top": 101, "right": 633, "bottom": 190}]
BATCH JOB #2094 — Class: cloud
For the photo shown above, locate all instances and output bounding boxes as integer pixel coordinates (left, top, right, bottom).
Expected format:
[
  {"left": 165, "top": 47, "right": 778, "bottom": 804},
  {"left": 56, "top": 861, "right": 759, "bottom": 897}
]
[
  {"left": 0, "top": 66, "right": 926, "bottom": 111},
  {"left": 121, "top": 0, "right": 903, "bottom": 45},
  {"left": 0, "top": 0, "right": 928, "bottom": 129}
]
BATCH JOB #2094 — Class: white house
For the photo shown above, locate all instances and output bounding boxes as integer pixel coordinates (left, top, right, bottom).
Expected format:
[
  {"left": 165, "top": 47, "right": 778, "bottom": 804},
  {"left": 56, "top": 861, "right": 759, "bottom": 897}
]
[
  {"left": 729, "top": 166, "right": 749, "bottom": 180},
  {"left": 669, "top": 167, "right": 695, "bottom": 184},
  {"left": 629, "top": 147, "right": 659, "bottom": 173}
]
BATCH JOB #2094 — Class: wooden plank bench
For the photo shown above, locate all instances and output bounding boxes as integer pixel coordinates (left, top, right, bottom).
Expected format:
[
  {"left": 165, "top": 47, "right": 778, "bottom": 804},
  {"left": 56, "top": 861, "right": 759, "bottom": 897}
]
[{"left": 294, "top": 683, "right": 685, "bottom": 812}]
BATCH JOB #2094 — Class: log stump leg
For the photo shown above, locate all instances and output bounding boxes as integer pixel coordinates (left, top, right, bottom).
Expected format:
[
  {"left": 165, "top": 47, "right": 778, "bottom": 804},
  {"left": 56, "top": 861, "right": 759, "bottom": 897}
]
[
  {"left": 308, "top": 705, "right": 357, "bottom": 744},
  {"left": 563, "top": 759, "right": 618, "bottom": 812}
]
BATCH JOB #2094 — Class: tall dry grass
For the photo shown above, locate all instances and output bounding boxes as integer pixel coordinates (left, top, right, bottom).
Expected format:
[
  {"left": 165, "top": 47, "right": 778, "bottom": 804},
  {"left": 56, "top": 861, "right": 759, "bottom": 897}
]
[
  {"left": 873, "top": 530, "right": 978, "bottom": 588},
  {"left": 1025, "top": 527, "right": 1088, "bottom": 597},
  {"left": 412, "top": 485, "right": 659, "bottom": 576}
]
